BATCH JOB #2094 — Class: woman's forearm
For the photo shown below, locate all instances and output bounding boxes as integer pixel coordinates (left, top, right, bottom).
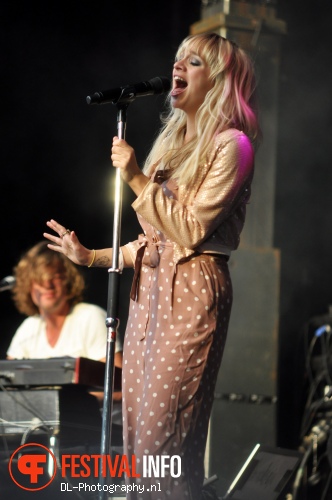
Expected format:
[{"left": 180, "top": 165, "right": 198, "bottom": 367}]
[{"left": 90, "top": 246, "right": 132, "bottom": 268}]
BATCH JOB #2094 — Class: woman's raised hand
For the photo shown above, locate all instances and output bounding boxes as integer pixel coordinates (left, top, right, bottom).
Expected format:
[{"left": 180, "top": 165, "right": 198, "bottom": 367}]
[{"left": 44, "top": 219, "right": 92, "bottom": 266}]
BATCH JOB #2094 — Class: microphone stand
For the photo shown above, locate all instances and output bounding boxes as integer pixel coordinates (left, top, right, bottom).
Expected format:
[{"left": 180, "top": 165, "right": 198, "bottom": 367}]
[
  {"left": 98, "top": 102, "right": 129, "bottom": 500},
  {"left": 90, "top": 78, "right": 170, "bottom": 498}
]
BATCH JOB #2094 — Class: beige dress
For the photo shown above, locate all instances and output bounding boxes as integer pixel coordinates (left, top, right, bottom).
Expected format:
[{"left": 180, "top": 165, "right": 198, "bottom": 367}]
[{"left": 122, "top": 129, "right": 254, "bottom": 500}]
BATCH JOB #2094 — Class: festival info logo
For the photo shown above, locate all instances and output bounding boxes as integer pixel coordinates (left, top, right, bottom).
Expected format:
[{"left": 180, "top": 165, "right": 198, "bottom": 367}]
[{"left": 9, "top": 443, "right": 57, "bottom": 491}]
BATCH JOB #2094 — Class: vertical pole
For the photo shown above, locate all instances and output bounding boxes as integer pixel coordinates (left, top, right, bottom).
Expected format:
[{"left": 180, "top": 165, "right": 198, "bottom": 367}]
[{"left": 98, "top": 104, "right": 128, "bottom": 500}]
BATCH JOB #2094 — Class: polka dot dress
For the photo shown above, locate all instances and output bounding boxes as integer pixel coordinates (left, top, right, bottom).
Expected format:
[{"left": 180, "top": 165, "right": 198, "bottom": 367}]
[{"left": 122, "top": 217, "right": 233, "bottom": 500}]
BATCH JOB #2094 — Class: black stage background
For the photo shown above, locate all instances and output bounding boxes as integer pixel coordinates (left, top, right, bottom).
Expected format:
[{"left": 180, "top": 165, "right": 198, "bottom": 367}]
[{"left": 1, "top": 0, "right": 332, "bottom": 461}]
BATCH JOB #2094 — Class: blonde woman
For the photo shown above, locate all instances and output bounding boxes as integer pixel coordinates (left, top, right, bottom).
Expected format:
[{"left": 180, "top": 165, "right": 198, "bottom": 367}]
[{"left": 45, "top": 33, "right": 260, "bottom": 500}]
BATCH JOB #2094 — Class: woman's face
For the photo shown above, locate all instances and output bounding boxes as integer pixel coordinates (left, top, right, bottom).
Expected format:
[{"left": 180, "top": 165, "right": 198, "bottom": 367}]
[{"left": 171, "top": 47, "right": 214, "bottom": 118}]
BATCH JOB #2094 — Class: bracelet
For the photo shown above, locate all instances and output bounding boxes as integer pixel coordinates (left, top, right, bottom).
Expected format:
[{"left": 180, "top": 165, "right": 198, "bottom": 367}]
[{"left": 87, "top": 249, "right": 96, "bottom": 268}]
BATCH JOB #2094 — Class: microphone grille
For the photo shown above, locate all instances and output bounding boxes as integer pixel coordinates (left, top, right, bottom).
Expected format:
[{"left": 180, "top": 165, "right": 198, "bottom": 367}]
[
  {"left": 0, "top": 275, "right": 16, "bottom": 291},
  {"left": 6, "top": 276, "right": 15, "bottom": 283},
  {"left": 149, "top": 76, "right": 171, "bottom": 94}
]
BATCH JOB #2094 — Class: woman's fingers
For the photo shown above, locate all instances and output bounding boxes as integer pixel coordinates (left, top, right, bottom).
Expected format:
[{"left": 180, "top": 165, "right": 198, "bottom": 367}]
[
  {"left": 46, "top": 219, "right": 68, "bottom": 237},
  {"left": 44, "top": 242, "right": 64, "bottom": 254},
  {"left": 44, "top": 221, "right": 89, "bottom": 266},
  {"left": 43, "top": 232, "right": 61, "bottom": 244},
  {"left": 44, "top": 219, "right": 73, "bottom": 254},
  {"left": 111, "top": 138, "right": 134, "bottom": 166}
]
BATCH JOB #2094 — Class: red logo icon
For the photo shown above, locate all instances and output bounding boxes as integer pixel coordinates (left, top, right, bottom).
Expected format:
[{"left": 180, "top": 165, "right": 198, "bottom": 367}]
[{"left": 9, "top": 443, "right": 57, "bottom": 491}]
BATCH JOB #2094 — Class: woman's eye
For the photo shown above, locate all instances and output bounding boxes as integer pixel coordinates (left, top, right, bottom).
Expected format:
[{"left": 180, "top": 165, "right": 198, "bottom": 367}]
[{"left": 190, "top": 59, "right": 201, "bottom": 66}]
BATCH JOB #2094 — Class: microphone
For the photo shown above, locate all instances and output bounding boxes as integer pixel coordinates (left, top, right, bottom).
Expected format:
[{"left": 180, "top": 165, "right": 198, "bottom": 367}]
[
  {"left": 86, "top": 76, "right": 171, "bottom": 105},
  {"left": 0, "top": 275, "right": 16, "bottom": 292},
  {"left": 315, "top": 324, "right": 331, "bottom": 337}
]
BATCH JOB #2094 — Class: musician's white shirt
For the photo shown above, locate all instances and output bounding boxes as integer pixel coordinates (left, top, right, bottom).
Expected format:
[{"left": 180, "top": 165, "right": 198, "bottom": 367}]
[{"left": 7, "top": 302, "right": 122, "bottom": 360}]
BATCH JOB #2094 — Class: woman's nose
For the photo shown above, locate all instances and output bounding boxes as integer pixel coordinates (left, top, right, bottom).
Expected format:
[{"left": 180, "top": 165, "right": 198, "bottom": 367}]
[{"left": 174, "top": 59, "right": 184, "bottom": 70}]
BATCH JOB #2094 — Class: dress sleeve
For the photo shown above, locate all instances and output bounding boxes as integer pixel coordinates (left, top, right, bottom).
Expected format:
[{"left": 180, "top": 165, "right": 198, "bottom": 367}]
[
  {"left": 132, "top": 131, "right": 254, "bottom": 249},
  {"left": 123, "top": 239, "right": 142, "bottom": 267}
]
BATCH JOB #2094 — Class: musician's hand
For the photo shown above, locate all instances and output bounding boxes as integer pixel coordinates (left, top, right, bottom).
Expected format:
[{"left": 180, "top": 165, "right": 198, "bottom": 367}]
[
  {"left": 44, "top": 219, "right": 92, "bottom": 266},
  {"left": 111, "top": 137, "right": 149, "bottom": 196},
  {"left": 111, "top": 137, "right": 140, "bottom": 182}
]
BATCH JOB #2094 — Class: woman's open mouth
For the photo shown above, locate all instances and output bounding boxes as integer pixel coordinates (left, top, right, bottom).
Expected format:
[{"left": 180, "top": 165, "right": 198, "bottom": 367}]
[{"left": 171, "top": 76, "right": 187, "bottom": 96}]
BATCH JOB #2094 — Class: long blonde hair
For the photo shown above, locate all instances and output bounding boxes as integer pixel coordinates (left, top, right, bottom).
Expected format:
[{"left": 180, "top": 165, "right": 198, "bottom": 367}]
[{"left": 143, "top": 33, "right": 260, "bottom": 185}]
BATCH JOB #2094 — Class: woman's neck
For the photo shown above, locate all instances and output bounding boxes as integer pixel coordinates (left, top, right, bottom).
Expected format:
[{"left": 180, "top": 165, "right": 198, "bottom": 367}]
[{"left": 183, "top": 118, "right": 196, "bottom": 144}]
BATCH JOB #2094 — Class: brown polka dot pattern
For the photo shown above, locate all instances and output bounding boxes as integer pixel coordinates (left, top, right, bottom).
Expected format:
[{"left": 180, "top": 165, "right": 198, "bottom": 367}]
[{"left": 122, "top": 218, "right": 232, "bottom": 500}]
